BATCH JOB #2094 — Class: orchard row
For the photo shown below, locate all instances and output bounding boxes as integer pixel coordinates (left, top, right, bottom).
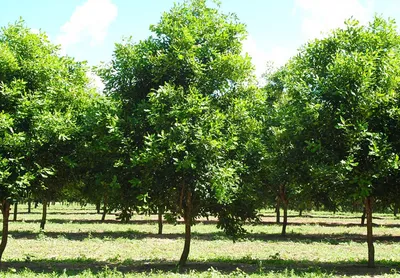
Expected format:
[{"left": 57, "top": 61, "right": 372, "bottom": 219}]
[{"left": 1, "top": 0, "right": 400, "bottom": 268}]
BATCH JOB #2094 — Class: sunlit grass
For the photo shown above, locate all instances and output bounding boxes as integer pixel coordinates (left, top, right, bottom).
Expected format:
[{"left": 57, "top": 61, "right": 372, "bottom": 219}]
[{"left": 1, "top": 203, "right": 400, "bottom": 277}]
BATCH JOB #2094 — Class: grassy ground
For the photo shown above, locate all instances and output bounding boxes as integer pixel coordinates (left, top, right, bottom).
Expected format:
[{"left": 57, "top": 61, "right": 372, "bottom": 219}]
[{"left": 1, "top": 204, "right": 400, "bottom": 277}]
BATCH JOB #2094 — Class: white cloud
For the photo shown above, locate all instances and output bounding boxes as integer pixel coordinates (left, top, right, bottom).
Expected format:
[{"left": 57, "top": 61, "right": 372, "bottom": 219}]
[
  {"left": 56, "top": 0, "right": 118, "bottom": 54},
  {"left": 242, "top": 35, "right": 295, "bottom": 81},
  {"left": 242, "top": 36, "right": 268, "bottom": 78},
  {"left": 87, "top": 71, "right": 105, "bottom": 93},
  {"left": 294, "top": 0, "right": 374, "bottom": 41},
  {"left": 242, "top": 1, "right": 375, "bottom": 83},
  {"left": 30, "top": 28, "right": 40, "bottom": 34}
]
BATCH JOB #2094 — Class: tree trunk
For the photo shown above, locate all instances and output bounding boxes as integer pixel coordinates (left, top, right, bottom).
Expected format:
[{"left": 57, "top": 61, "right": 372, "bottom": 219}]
[
  {"left": 282, "top": 201, "right": 288, "bottom": 236},
  {"left": 280, "top": 185, "right": 288, "bottom": 236},
  {"left": 394, "top": 204, "right": 398, "bottom": 217},
  {"left": 40, "top": 200, "right": 47, "bottom": 230},
  {"left": 27, "top": 200, "right": 31, "bottom": 214},
  {"left": 178, "top": 190, "right": 192, "bottom": 267},
  {"left": 96, "top": 202, "right": 101, "bottom": 214},
  {"left": 365, "top": 197, "right": 375, "bottom": 268},
  {"left": 13, "top": 202, "right": 17, "bottom": 221},
  {"left": 101, "top": 198, "right": 107, "bottom": 222},
  {"left": 299, "top": 209, "right": 303, "bottom": 217},
  {"left": 0, "top": 200, "right": 11, "bottom": 261},
  {"left": 361, "top": 206, "right": 366, "bottom": 226},
  {"left": 276, "top": 197, "right": 280, "bottom": 223},
  {"left": 34, "top": 201, "right": 38, "bottom": 209},
  {"left": 158, "top": 206, "right": 164, "bottom": 235}
]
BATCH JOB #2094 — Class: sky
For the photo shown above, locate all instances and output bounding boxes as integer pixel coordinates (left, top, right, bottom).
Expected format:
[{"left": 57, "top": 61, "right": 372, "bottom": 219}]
[{"left": 2, "top": 0, "right": 400, "bottom": 81}]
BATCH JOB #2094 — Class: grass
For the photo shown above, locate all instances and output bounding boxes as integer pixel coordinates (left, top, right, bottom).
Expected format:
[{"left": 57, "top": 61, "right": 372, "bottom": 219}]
[{"left": 1, "top": 203, "right": 400, "bottom": 277}]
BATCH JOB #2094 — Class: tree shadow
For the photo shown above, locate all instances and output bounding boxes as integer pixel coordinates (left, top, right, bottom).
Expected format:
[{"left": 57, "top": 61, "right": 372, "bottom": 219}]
[
  {"left": 259, "top": 213, "right": 366, "bottom": 219},
  {"left": 8, "top": 230, "right": 222, "bottom": 241},
  {"left": 47, "top": 211, "right": 99, "bottom": 215},
  {"left": 8, "top": 229, "right": 400, "bottom": 244},
  {"left": 17, "top": 211, "right": 99, "bottom": 215},
  {"left": 248, "top": 232, "right": 400, "bottom": 244},
  {"left": 0, "top": 258, "right": 398, "bottom": 276},
  {"left": 14, "top": 218, "right": 400, "bottom": 229},
  {"left": 293, "top": 215, "right": 388, "bottom": 220},
  {"left": 258, "top": 220, "right": 400, "bottom": 228}
]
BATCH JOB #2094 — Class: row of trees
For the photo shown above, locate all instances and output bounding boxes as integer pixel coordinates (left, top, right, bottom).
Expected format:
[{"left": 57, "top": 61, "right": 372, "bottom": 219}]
[{"left": 1, "top": 0, "right": 400, "bottom": 268}]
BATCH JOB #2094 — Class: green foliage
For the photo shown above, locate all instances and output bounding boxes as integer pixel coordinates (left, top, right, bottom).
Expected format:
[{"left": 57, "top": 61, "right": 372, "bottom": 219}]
[
  {"left": 271, "top": 16, "right": 400, "bottom": 207},
  {"left": 6, "top": 7, "right": 400, "bottom": 274},
  {"left": 99, "top": 0, "right": 258, "bottom": 236},
  {"left": 145, "top": 83, "right": 242, "bottom": 207},
  {"left": 136, "top": 0, "right": 257, "bottom": 238},
  {"left": 0, "top": 19, "right": 96, "bottom": 202}
]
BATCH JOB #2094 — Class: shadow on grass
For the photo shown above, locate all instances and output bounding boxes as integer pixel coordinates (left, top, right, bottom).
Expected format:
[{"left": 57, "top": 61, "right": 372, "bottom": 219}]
[
  {"left": 20, "top": 212, "right": 387, "bottom": 220},
  {"left": 0, "top": 257, "right": 399, "bottom": 276},
  {"left": 8, "top": 229, "right": 400, "bottom": 244},
  {"left": 18, "top": 211, "right": 99, "bottom": 215},
  {"left": 260, "top": 213, "right": 390, "bottom": 220},
  {"left": 15, "top": 218, "right": 400, "bottom": 229}
]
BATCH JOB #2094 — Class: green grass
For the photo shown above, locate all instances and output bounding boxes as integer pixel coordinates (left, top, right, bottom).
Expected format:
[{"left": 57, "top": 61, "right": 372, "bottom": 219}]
[{"left": 1, "top": 203, "right": 400, "bottom": 277}]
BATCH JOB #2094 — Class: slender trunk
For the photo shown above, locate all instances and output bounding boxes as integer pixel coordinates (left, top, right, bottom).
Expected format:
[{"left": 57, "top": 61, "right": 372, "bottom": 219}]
[
  {"left": 351, "top": 202, "right": 356, "bottom": 213},
  {"left": 282, "top": 201, "right": 288, "bottom": 236},
  {"left": 394, "top": 204, "right": 398, "bottom": 217},
  {"left": 158, "top": 206, "right": 164, "bottom": 235},
  {"left": 34, "top": 201, "right": 38, "bottom": 209},
  {"left": 13, "top": 202, "right": 17, "bottom": 221},
  {"left": 27, "top": 200, "right": 31, "bottom": 214},
  {"left": 0, "top": 200, "right": 11, "bottom": 261},
  {"left": 361, "top": 206, "right": 366, "bottom": 226},
  {"left": 101, "top": 207, "right": 107, "bottom": 221},
  {"left": 276, "top": 197, "right": 280, "bottom": 223},
  {"left": 40, "top": 200, "right": 47, "bottom": 230},
  {"left": 280, "top": 185, "right": 288, "bottom": 236},
  {"left": 96, "top": 202, "right": 101, "bottom": 214},
  {"left": 101, "top": 197, "right": 107, "bottom": 222},
  {"left": 299, "top": 209, "right": 303, "bottom": 217},
  {"left": 365, "top": 197, "right": 375, "bottom": 268},
  {"left": 178, "top": 190, "right": 192, "bottom": 267}
]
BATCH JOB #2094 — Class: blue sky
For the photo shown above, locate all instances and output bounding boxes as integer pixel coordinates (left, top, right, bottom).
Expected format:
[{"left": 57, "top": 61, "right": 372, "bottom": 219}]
[{"left": 2, "top": 0, "right": 400, "bottom": 79}]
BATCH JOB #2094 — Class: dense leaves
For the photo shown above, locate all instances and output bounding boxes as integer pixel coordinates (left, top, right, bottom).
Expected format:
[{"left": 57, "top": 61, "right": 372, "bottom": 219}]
[
  {"left": 2, "top": 2, "right": 400, "bottom": 269},
  {"left": 268, "top": 16, "right": 400, "bottom": 266},
  {"left": 99, "top": 0, "right": 260, "bottom": 266},
  {"left": 0, "top": 19, "right": 115, "bottom": 259},
  {"left": 0, "top": 20, "right": 92, "bottom": 201}
]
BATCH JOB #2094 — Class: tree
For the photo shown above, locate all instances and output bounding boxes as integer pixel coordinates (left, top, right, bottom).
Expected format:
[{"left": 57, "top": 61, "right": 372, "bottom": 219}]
[
  {"left": 260, "top": 68, "right": 314, "bottom": 236},
  {"left": 68, "top": 93, "right": 121, "bottom": 222},
  {"left": 272, "top": 17, "right": 400, "bottom": 267},
  {"left": 0, "top": 20, "right": 96, "bottom": 260},
  {"left": 100, "top": 0, "right": 258, "bottom": 266}
]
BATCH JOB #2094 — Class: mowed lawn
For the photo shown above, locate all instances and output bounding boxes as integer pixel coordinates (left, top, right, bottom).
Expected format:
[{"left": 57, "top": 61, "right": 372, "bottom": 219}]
[{"left": 1, "top": 204, "right": 400, "bottom": 277}]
